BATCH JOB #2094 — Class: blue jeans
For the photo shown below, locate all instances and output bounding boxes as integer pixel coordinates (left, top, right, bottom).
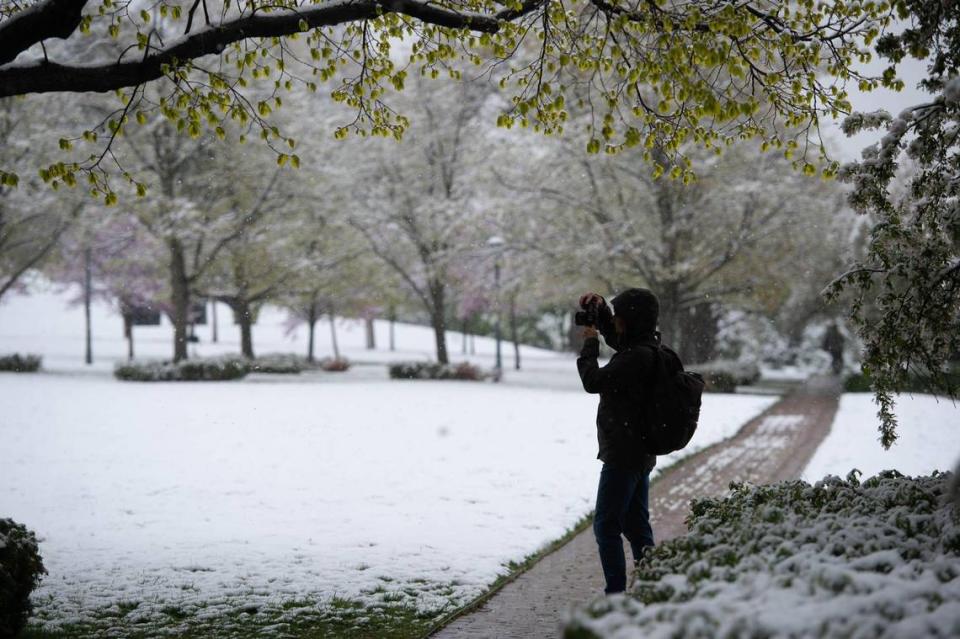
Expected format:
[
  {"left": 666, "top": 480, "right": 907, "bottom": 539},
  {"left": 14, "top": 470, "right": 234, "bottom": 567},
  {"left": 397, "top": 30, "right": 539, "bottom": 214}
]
[{"left": 593, "top": 464, "right": 654, "bottom": 593}]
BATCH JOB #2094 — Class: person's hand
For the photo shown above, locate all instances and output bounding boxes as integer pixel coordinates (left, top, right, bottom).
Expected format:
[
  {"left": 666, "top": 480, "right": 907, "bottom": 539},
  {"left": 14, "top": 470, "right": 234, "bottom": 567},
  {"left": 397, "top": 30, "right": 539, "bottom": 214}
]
[
  {"left": 582, "top": 326, "right": 599, "bottom": 339},
  {"left": 579, "top": 292, "right": 606, "bottom": 309}
]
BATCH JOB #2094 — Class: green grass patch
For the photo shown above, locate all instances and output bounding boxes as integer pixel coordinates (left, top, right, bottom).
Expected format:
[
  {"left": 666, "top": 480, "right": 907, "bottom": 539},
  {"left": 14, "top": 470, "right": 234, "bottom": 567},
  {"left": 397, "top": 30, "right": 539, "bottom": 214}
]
[{"left": 22, "top": 584, "right": 460, "bottom": 639}]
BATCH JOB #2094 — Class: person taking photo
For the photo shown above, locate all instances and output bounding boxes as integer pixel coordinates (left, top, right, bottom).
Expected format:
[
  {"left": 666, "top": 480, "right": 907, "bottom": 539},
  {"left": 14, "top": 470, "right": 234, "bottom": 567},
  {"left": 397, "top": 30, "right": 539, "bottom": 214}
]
[{"left": 576, "top": 288, "right": 681, "bottom": 595}]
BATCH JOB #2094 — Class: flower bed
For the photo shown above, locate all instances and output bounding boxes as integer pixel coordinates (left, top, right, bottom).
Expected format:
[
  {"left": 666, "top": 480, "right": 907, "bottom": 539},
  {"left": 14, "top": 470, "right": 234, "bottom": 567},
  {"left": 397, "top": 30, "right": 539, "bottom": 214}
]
[
  {"left": 565, "top": 470, "right": 960, "bottom": 638},
  {"left": 320, "top": 357, "right": 351, "bottom": 372}
]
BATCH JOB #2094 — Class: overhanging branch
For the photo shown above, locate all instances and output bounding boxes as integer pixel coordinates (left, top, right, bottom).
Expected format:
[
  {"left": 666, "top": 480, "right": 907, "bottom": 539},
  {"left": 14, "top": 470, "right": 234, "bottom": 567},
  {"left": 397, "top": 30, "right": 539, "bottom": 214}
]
[
  {"left": 0, "top": 0, "right": 89, "bottom": 66},
  {"left": 0, "top": 0, "right": 511, "bottom": 98}
]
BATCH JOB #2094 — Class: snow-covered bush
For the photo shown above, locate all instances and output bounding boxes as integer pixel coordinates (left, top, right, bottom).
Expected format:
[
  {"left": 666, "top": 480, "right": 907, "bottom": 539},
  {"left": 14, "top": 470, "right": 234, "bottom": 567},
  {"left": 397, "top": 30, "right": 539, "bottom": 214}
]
[
  {"left": 114, "top": 356, "right": 249, "bottom": 381},
  {"left": 0, "top": 354, "right": 41, "bottom": 373},
  {"left": 564, "top": 471, "right": 960, "bottom": 638},
  {"left": 692, "top": 359, "right": 761, "bottom": 393},
  {"left": 715, "top": 311, "right": 789, "bottom": 365},
  {"left": 320, "top": 357, "right": 351, "bottom": 372},
  {"left": 0, "top": 518, "right": 46, "bottom": 638},
  {"left": 388, "top": 361, "right": 488, "bottom": 381},
  {"left": 249, "top": 353, "right": 307, "bottom": 374}
]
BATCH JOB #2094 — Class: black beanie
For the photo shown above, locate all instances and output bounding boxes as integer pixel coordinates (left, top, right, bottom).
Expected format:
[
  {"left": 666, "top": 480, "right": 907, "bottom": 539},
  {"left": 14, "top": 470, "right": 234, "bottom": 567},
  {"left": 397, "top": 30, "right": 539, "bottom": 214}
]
[{"left": 611, "top": 288, "right": 659, "bottom": 333}]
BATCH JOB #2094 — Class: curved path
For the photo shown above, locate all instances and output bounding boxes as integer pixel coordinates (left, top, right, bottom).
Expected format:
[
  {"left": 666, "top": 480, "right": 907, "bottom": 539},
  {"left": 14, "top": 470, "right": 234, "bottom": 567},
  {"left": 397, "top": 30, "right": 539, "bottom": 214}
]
[{"left": 431, "top": 376, "right": 842, "bottom": 638}]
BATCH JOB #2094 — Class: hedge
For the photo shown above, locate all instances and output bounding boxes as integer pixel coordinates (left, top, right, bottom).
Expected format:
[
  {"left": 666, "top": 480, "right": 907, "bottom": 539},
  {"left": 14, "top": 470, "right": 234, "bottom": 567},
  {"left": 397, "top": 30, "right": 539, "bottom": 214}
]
[
  {"left": 249, "top": 353, "right": 307, "bottom": 374},
  {"left": 114, "top": 356, "right": 249, "bottom": 381},
  {"left": 0, "top": 518, "right": 46, "bottom": 638},
  {"left": 565, "top": 470, "right": 960, "bottom": 638},
  {"left": 388, "top": 361, "right": 487, "bottom": 381},
  {"left": 0, "top": 354, "right": 41, "bottom": 373}
]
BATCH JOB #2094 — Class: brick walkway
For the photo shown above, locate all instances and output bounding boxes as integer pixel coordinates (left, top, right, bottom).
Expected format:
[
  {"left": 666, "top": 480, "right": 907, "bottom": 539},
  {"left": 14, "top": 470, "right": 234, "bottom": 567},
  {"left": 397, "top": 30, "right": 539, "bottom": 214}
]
[{"left": 431, "top": 376, "right": 841, "bottom": 639}]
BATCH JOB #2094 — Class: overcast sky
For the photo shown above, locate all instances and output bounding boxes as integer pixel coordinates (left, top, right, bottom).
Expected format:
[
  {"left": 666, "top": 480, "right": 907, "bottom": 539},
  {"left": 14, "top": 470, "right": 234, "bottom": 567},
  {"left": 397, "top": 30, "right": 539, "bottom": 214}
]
[{"left": 821, "top": 55, "right": 932, "bottom": 162}]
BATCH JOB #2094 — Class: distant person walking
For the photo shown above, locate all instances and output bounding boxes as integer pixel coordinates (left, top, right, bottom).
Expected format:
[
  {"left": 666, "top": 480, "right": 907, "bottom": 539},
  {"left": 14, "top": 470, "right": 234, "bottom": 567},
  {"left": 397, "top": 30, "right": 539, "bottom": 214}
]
[
  {"left": 576, "top": 288, "right": 681, "bottom": 594},
  {"left": 822, "top": 322, "right": 845, "bottom": 375}
]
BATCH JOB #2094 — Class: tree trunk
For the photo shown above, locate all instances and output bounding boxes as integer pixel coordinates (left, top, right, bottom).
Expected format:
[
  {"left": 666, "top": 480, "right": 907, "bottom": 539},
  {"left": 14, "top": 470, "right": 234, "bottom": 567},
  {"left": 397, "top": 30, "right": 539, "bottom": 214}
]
[
  {"left": 388, "top": 305, "right": 396, "bottom": 351},
  {"left": 329, "top": 306, "right": 340, "bottom": 360},
  {"left": 169, "top": 238, "right": 190, "bottom": 362},
  {"left": 428, "top": 279, "right": 448, "bottom": 364},
  {"left": 83, "top": 246, "right": 93, "bottom": 365},
  {"left": 678, "top": 302, "right": 718, "bottom": 364},
  {"left": 365, "top": 316, "right": 376, "bottom": 350},
  {"left": 558, "top": 312, "right": 569, "bottom": 351},
  {"left": 658, "top": 281, "right": 682, "bottom": 351},
  {"left": 123, "top": 311, "right": 134, "bottom": 360},
  {"left": 461, "top": 317, "right": 468, "bottom": 354},
  {"left": 211, "top": 299, "right": 219, "bottom": 343},
  {"left": 306, "top": 304, "right": 317, "bottom": 363},
  {"left": 433, "top": 315, "right": 448, "bottom": 364},
  {"left": 509, "top": 294, "right": 521, "bottom": 370},
  {"left": 236, "top": 298, "right": 255, "bottom": 359}
]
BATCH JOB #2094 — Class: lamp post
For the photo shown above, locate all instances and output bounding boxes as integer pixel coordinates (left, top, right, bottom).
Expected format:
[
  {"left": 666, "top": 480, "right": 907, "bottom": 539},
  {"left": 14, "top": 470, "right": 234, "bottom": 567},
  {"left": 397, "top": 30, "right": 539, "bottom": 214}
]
[{"left": 487, "top": 235, "right": 505, "bottom": 378}]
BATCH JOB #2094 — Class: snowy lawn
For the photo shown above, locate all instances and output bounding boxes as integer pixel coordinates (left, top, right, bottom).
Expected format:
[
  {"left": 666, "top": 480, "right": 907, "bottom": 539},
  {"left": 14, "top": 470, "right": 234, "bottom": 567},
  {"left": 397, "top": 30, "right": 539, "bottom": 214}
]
[
  {"left": 1, "top": 280, "right": 778, "bottom": 636},
  {"left": 0, "top": 278, "right": 563, "bottom": 378},
  {"left": 804, "top": 393, "right": 960, "bottom": 481},
  {"left": 1, "top": 372, "right": 775, "bottom": 638}
]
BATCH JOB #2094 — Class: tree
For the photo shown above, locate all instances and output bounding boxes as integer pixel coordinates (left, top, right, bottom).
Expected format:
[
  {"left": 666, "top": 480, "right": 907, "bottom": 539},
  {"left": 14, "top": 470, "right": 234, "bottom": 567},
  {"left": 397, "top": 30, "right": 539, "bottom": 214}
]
[
  {"left": 112, "top": 111, "right": 283, "bottom": 361},
  {"left": 199, "top": 214, "right": 292, "bottom": 359},
  {"left": 278, "top": 208, "right": 365, "bottom": 363},
  {"left": 350, "top": 77, "right": 492, "bottom": 364},
  {"left": 830, "top": 0, "right": 960, "bottom": 448},
  {"left": 194, "top": 161, "right": 300, "bottom": 359},
  {"left": 0, "top": 0, "right": 898, "bottom": 196},
  {"left": 0, "top": 98, "right": 80, "bottom": 302},
  {"left": 505, "top": 138, "right": 847, "bottom": 360},
  {"left": 46, "top": 211, "right": 166, "bottom": 360}
]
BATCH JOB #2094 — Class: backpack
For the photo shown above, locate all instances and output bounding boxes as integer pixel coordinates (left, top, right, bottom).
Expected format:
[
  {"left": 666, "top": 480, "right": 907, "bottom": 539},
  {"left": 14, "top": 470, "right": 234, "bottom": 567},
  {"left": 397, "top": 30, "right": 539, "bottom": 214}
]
[{"left": 640, "top": 345, "right": 705, "bottom": 455}]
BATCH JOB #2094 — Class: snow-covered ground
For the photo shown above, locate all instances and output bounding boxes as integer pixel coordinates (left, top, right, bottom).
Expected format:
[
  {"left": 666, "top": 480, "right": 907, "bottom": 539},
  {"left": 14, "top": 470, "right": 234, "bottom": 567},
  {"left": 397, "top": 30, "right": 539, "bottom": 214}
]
[
  {"left": 804, "top": 393, "right": 960, "bottom": 480},
  {"left": 0, "top": 277, "right": 549, "bottom": 369},
  {"left": 0, "top": 282, "right": 778, "bottom": 632}
]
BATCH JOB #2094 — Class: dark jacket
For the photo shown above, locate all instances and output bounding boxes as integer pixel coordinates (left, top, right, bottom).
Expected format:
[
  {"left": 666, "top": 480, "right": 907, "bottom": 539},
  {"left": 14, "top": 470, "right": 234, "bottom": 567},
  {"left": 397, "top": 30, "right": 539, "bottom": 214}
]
[{"left": 577, "top": 313, "right": 675, "bottom": 473}]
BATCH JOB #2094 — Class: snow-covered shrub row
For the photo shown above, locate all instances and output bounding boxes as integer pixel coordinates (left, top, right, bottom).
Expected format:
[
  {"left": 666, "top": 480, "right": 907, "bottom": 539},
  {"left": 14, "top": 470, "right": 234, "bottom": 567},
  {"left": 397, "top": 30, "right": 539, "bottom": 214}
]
[
  {"left": 692, "top": 359, "right": 761, "bottom": 393},
  {"left": 564, "top": 471, "right": 960, "bottom": 639},
  {"left": 0, "top": 518, "right": 46, "bottom": 638},
  {"left": 249, "top": 353, "right": 307, "bottom": 374},
  {"left": 0, "top": 354, "right": 41, "bottom": 373},
  {"left": 114, "top": 356, "right": 249, "bottom": 381},
  {"left": 388, "top": 361, "right": 487, "bottom": 381}
]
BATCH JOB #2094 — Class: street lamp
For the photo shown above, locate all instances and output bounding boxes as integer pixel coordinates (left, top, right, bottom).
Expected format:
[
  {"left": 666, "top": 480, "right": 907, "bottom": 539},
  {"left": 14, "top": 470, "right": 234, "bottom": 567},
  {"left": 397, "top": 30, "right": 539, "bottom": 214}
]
[{"left": 487, "top": 235, "right": 506, "bottom": 378}]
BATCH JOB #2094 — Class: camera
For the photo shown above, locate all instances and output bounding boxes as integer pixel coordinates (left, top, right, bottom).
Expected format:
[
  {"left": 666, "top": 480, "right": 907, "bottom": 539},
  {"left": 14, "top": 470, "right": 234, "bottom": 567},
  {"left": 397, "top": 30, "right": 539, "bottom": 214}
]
[{"left": 575, "top": 301, "right": 599, "bottom": 327}]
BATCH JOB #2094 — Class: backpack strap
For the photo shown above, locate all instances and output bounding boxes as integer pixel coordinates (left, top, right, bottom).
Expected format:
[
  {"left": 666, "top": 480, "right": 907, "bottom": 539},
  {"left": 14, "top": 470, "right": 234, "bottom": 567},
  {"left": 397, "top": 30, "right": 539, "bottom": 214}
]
[{"left": 635, "top": 342, "right": 665, "bottom": 387}]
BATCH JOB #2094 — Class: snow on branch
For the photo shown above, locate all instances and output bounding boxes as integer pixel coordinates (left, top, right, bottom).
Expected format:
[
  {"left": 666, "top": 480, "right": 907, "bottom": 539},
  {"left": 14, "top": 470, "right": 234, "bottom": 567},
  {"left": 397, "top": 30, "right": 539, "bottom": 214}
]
[
  {"left": 0, "top": 0, "right": 507, "bottom": 97},
  {"left": 0, "top": 0, "right": 88, "bottom": 65}
]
